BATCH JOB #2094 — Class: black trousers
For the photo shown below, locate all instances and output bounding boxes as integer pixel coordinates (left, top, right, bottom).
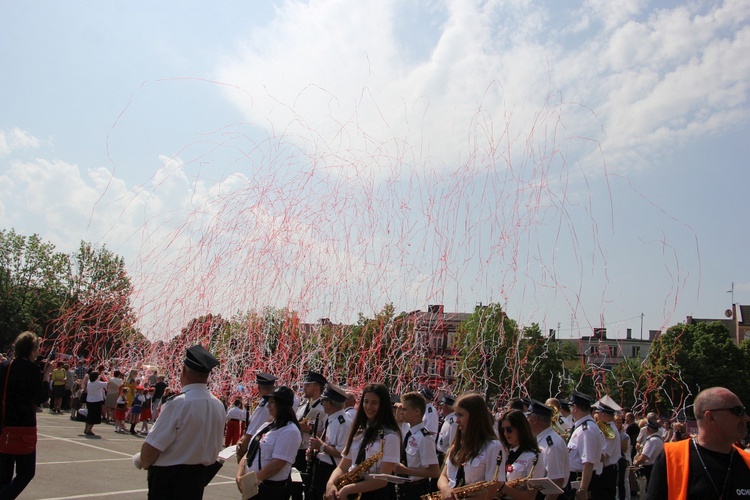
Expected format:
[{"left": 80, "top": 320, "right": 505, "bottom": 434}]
[
  {"left": 397, "top": 478, "right": 430, "bottom": 500},
  {"left": 0, "top": 451, "right": 36, "bottom": 500},
  {"left": 593, "top": 464, "right": 617, "bottom": 500},
  {"left": 308, "top": 458, "right": 336, "bottom": 500},
  {"left": 290, "top": 448, "right": 309, "bottom": 500},
  {"left": 617, "top": 457, "right": 628, "bottom": 500},
  {"left": 249, "top": 478, "right": 291, "bottom": 499},
  {"left": 147, "top": 464, "right": 209, "bottom": 500}
]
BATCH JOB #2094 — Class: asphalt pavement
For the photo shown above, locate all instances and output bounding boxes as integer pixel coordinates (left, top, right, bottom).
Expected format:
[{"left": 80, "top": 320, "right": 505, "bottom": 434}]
[{"left": 21, "top": 410, "right": 240, "bottom": 499}]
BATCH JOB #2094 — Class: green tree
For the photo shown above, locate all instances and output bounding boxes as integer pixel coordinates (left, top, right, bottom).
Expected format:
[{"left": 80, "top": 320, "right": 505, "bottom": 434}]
[
  {"left": 520, "top": 324, "right": 578, "bottom": 401},
  {"left": 50, "top": 241, "right": 136, "bottom": 360},
  {"left": 644, "top": 321, "right": 748, "bottom": 416},
  {"left": 453, "top": 303, "right": 519, "bottom": 400},
  {"left": 0, "top": 229, "right": 69, "bottom": 349}
]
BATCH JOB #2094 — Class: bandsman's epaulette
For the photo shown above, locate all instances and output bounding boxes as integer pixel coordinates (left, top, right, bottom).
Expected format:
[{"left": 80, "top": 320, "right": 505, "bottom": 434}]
[
  {"left": 338, "top": 415, "right": 346, "bottom": 425},
  {"left": 427, "top": 406, "right": 433, "bottom": 413},
  {"left": 546, "top": 435, "right": 554, "bottom": 446},
  {"left": 421, "top": 427, "right": 433, "bottom": 436},
  {"left": 582, "top": 421, "right": 588, "bottom": 430}
]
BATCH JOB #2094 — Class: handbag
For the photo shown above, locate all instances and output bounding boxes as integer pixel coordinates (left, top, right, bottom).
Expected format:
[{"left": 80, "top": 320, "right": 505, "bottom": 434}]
[{"left": 0, "top": 360, "right": 38, "bottom": 455}]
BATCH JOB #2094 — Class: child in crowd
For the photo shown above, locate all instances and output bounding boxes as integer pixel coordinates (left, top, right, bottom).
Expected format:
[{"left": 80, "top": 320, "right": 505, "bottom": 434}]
[
  {"left": 70, "top": 380, "right": 82, "bottom": 420},
  {"left": 224, "top": 398, "right": 245, "bottom": 446},
  {"left": 129, "top": 386, "right": 145, "bottom": 435},
  {"left": 139, "top": 387, "right": 153, "bottom": 435},
  {"left": 114, "top": 387, "right": 129, "bottom": 433}
]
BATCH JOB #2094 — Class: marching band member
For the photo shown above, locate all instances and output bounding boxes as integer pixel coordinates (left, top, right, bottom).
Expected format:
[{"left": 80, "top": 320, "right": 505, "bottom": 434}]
[
  {"left": 308, "top": 384, "right": 351, "bottom": 500},
  {"left": 236, "top": 372, "right": 278, "bottom": 460},
  {"left": 293, "top": 371, "right": 328, "bottom": 500},
  {"left": 393, "top": 392, "right": 440, "bottom": 499},
  {"left": 527, "top": 400, "right": 569, "bottom": 499},
  {"left": 237, "top": 386, "right": 302, "bottom": 499},
  {"left": 436, "top": 393, "right": 505, "bottom": 500},
  {"left": 594, "top": 403, "right": 621, "bottom": 499},
  {"left": 420, "top": 388, "right": 440, "bottom": 435},
  {"left": 326, "top": 383, "right": 401, "bottom": 500},
  {"left": 436, "top": 395, "right": 457, "bottom": 464},
  {"left": 564, "top": 392, "right": 605, "bottom": 499},
  {"left": 498, "top": 410, "right": 545, "bottom": 500}
]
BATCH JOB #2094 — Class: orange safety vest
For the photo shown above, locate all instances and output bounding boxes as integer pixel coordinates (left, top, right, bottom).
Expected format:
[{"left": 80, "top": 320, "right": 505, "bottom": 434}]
[{"left": 664, "top": 439, "right": 750, "bottom": 500}]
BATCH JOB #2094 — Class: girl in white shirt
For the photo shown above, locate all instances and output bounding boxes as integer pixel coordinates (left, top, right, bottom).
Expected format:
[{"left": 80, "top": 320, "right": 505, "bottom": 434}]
[
  {"left": 437, "top": 393, "right": 505, "bottom": 500},
  {"left": 326, "top": 383, "right": 401, "bottom": 500},
  {"left": 497, "top": 410, "right": 545, "bottom": 499}
]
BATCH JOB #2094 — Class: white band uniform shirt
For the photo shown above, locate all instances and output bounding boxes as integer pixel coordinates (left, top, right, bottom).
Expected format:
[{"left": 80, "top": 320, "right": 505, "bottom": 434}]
[
  {"left": 245, "top": 421, "right": 302, "bottom": 481},
  {"left": 342, "top": 428, "right": 401, "bottom": 475},
  {"left": 245, "top": 398, "right": 271, "bottom": 437},
  {"left": 316, "top": 409, "right": 351, "bottom": 466},
  {"left": 640, "top": 434, "right": 664, "bottom": 466},
  {"left": 603, "top": 421, "right": 622, "bottom": 467},
  {"left": 536, "top": 426, "right": 570, "bottom": 486},
  {"left": 445, "top": 439, "right": 505, "bottom": 488},
  {"left": 437, "top": 412, "right": 457, "bottom": 454},
  {"left": 145, "top": 383, "right": 225, "bottom": 466},
  {"left": 402, "top": 422, "right": 439, "bottom": 480},
  {"left": 297, "top": 397, "right": 326, "bottom": 450},
  {"left": 567, "top": 416, "right": 605, "bottom": 474},
  {"left": 560, "top": 414, "right": 573, "bottom": 432},
  {"left": 502, "top": 448, "right": 546, "bottom": 483},
  {"left": 422, "top": 403, "right": 439, "bottom": 435}
]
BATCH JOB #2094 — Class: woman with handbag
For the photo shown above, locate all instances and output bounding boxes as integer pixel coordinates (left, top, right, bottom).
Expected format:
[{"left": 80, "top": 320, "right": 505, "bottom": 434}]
[{"left": 0, "top": 331, "right": 50, "bottom": 499}]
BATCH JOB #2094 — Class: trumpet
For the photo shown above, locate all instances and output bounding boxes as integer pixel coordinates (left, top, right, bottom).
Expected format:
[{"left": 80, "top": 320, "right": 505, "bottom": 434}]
[{"left": 598, "top": 420, "right": 616, "bottom": 440}]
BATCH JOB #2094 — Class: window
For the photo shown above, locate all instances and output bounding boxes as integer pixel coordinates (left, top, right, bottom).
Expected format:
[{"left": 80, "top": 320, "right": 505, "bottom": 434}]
[
  {"left": 445, "top": 360, "right": 457, "bottom": 379},
  {"left": 631, "top": 346, "right": 641, "bottom": 358},
  {"left": 428, "top": 359, "right": 437, "bottom": 375}
]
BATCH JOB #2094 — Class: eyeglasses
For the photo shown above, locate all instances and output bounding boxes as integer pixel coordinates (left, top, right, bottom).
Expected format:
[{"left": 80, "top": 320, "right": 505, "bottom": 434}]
[
  {"left": 707, "top": 406, "right": 746, "bottom": 417},
  {"left": 500, "top": 426, "right": 515, "bottom": 434}
]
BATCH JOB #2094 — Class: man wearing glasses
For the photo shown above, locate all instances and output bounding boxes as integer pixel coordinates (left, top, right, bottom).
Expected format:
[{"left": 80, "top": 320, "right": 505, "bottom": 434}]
[{"left": 646, "top": 386, "right": 750, "bottom": 499}]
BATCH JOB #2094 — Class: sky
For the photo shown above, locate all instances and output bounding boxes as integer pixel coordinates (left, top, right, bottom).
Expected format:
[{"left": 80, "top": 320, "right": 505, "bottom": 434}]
[{"left": 1, "top": 0, "right": 749, "bottom": 341}]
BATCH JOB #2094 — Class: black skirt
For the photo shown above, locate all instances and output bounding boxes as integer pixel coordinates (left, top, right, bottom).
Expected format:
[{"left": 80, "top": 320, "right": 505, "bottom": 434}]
[{"left": 86, "top": 401, "right": 103, "bottom": 425}]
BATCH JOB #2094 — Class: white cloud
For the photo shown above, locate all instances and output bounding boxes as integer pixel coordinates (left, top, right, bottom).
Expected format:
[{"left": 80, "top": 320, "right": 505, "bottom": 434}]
[{"left": 0, "top": 128, "right": 40, "bottom": 156}]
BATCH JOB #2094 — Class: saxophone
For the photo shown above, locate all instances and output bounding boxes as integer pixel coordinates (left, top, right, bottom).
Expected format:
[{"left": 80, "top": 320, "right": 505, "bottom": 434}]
[
  {"left": 504, "top": 452, "right": 539, "bottom": 490},
  {"left": 421, "top": 449, "right": 504, "bottom": 500},
  {"left": 335, "top": 431, "right": 384, "bottom": 489}
]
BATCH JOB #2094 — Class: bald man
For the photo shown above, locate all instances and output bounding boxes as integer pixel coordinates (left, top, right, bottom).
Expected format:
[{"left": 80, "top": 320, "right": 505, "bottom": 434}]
[{"left": 646, "top": 387, "right": 750, "bottom": 499}]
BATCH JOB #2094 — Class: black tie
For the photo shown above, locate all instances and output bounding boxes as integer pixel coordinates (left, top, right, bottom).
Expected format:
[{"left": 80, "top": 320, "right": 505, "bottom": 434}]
[
  {"left": 303, "top": 401, "right": 311, "bottom": 418},
  {"left": 401, "top": 430, "right": 412, "bottom": 466},
  {"left": 321, "top": 418, "right": 330, "bottom": 441},
  {"left": 455, "top": 463, "right": 466, "bottom": 487}
]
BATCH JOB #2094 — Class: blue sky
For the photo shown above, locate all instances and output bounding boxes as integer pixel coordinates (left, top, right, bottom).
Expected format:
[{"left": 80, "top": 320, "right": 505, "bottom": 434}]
[{"left": 1, "top": 0, "right": 748, "bottom": 341}]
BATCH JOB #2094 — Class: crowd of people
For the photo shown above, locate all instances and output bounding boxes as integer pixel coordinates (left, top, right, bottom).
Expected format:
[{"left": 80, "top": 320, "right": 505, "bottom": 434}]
[{"left": 1, "top": 333, "right": 749, "bottom": 500}]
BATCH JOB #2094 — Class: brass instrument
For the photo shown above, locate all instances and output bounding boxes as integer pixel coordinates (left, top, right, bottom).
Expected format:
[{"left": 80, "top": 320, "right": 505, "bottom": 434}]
[
  {"left": 335, "top": 432, "right": 384, "bottom": 490},
  {"left": 421, "top": 449, "right": 504, "bottom": 500},
  {"left": 598, "top": 420, "right": 616, "bottom": 440},
  {"left": 504, "top": 452, "right": 539, "bottom": 491},
  {"left": 551, "top": 406, "right": 566, "bottom": 437}
]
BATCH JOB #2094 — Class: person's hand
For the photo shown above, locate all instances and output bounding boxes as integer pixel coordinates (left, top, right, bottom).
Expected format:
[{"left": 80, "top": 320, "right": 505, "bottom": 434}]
[
  {"left": 392, "top": 463, "right": 405, "bottom": 475},
  {"left": 324, "top": 483, "right": 339, "bottom": 499},
  {"left": 310, "top": 436, "right": 323, "bottom": 452},
  {"left": 132, "top": 452, "right": 142, "bottom": 469}
]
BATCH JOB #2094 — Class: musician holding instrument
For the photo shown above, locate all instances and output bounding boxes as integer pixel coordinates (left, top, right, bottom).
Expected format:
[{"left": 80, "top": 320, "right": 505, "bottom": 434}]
[
  {"left": 593, "top": 403, "right": 621, "bottom": 499},
  {"left": 325, "top": 383, "right": 401, "bottom": 500},
  {"left": 435, "top": 393, "right": 505, "bottom": 500},
  {"left": 497, "top": 410, "right": 545, "bottom": 499},
  {"left": 631, "top": 420, "right": 662, "bottom": 490},
  {"left": 308, "top": 384, "right": 352, "bottom": 500},
  {"left": 294, "top": 371, "right": 328, "bottom": 500},
  {"left": 236, "top": 386, "right": 302, "bottom": 499}
]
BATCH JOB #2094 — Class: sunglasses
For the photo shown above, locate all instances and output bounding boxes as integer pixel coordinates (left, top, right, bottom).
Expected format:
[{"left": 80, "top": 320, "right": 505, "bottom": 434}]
[
  {"left": 708, "top": 406, "right": 746, "bottom": 417},
  {"left": 500, "top": 426, "right": 515, "bottom": 434}
]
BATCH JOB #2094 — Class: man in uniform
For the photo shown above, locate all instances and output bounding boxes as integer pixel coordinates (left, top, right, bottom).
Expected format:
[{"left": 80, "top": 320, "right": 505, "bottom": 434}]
[
  {"left": 307, "top": 384, "right": 351, "bottom": 500},
  {"left": 647, "top": 386, "right": 750, "bottom": 498},
  {"left": 292, "top": 371, "right": 327, "bottom": 500},
  {"left": 137, "top": 345, "right": 225, "bottom": 500},
  {"left": 633, "top": 419, "right": 663, "bottom": 490},
  {"left": 527, "top": 399, "right": 569, "bottom": 499},
  {"left": 420, "top": 388, "right": 439, "bottom": 435},
  {"left": 563, "top": 391, "right": 604, "bottom": 500},
  {"left": 594, "top": 402, "right": 620, "bottom": 499},
  {"left": 236, "top": 372, "right": 277, "bottom": 460},
  {"left": 394, "top": 392, "right": 440, "bottom": 499},
  {"left": 436, "top": 394, "right": 457, "bottom": 465},
  {"left": 344, "top": 390, "right": 356, "bottom": 421}
]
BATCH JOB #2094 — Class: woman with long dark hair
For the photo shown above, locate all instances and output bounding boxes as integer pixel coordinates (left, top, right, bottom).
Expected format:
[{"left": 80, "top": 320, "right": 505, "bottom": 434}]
[
  {"left": 436, "top": 393, "right": 504, "bottom": 499},
  {"left": 497, "top": 410, "right": 545, "bottom": 499},
  {"left": 325, "top": 383, "right": 401, "bottom": 499},
  {"left": 0, "top": 332, "right": 51, "bottom": 499},
  {"left": 237, "top": 386, "right": 302, "bottom": 499}
]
